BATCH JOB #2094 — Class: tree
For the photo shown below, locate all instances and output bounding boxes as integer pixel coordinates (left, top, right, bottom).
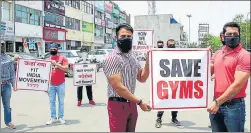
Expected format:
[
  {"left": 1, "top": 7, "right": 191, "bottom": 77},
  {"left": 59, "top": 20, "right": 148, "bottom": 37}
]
[
  {"left": 232, "top": 14, "right": 251, "bottom": 49},
  {"left": 202, "top": 34, "right": 222, "bottom": 52}
]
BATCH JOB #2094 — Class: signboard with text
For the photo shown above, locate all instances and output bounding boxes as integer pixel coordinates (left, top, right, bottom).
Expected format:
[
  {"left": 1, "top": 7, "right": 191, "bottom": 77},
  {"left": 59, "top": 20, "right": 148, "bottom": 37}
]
[
  {"left": 132, "top": 30, "right": 154, "bottom": 51},
  {"left": 73, "top": 64, "right": 97, "bottom": 86},
  {"left": 15, "top": 59, "right": 52, "bottom": 92},
  {"left": 150, "top": 49, "right": 211, "bottom": 110}
]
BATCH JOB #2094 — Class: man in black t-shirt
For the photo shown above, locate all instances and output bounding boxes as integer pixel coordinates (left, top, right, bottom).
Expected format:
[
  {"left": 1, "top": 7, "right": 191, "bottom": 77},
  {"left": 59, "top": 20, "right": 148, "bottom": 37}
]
[{"left": 155, "top": 39, "right": 181, "bottom": 128}]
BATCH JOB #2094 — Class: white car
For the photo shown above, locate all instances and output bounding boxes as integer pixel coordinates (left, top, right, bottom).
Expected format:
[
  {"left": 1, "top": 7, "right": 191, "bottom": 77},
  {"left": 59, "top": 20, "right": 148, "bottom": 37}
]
[
  {"left": 43, "top": 50, "right": 82, "bottom": 77},
  {"left": 87, "top": 49, "right": 112, "bottom": 64}
]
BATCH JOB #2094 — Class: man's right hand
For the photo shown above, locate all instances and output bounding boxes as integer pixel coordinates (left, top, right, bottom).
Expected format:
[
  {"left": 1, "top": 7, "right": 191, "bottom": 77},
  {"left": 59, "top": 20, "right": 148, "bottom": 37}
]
[{"left": 139, "top": 101, "right": 152, "bottom": 111}]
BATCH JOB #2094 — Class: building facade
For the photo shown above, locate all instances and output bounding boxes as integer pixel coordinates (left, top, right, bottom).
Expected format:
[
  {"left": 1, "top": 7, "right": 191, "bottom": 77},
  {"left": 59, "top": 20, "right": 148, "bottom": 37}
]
[
  {"left": 104, "top": 1, "right": 113, "bottom": 49},
  {"left": 93, "top": 1, "right": 105, "bottom": 49},
  {"left": 1, "top": 0, "right": 15, "bottom": 53},
  {"left": 43, "top": 0, "right": 66, "bottom": 53},
  {"left": 111, "top": 2, "right": 120, "bottom": 48}
]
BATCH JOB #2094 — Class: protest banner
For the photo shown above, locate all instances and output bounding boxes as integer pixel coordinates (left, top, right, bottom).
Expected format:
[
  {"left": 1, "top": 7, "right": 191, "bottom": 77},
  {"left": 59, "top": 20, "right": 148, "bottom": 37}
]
[
  {"left": 73, "top": 63, "right": 97, "bottom": 86},
  {"left": 150, "top": 49, "right": 211, "bottom": 110},
  {"left": 132, "top": 30, "right": 154, "bottom": 51},
  {"left": 15, "top": 59, "right": 52, "bottom": 92}
]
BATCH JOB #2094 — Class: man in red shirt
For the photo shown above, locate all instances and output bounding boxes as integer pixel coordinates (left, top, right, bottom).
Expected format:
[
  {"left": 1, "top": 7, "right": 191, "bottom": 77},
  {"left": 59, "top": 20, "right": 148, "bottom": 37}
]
[
  {"left": 46, "top": 43, "right": 69, "bottom": 125},
  {"left": 208, "top": 22, "right": 250, "bottom": 132}
]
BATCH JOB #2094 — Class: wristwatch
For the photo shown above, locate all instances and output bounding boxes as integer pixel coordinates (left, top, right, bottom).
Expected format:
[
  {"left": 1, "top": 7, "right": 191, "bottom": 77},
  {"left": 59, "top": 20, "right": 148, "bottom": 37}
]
[
  {"left": 137, "top": 99, "right": 142, "bottom": 105},
  {"left": 214, "top": 99, "right": 220, "bottom": 106}
]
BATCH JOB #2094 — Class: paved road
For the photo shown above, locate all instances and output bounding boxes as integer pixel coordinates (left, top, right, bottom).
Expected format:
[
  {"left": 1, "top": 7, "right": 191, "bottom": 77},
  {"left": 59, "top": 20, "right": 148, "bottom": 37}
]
[{"left": 1, "top": 62, "right": 250, "bottom": 132}]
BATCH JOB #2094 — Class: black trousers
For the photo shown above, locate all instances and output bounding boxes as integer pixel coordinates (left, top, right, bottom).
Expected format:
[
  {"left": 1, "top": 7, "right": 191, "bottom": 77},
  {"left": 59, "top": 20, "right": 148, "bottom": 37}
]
[
  {"left": 157, "top": 111, "right": 178, "bottom": 120},
  {"left": 77, "top": 85, "right": 93, "bottom": 101}
]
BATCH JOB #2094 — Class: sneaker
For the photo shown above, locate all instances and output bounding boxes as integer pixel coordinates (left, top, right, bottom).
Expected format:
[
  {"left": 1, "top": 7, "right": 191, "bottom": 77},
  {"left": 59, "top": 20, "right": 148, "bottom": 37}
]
[
  {"left": 89, "top": 100, "right": 96, "bottom": 105},
  {"left": 7, "top": 123, "right": 16, "bottom": 129},
  {"left": 59, "top": 118, "right": 66, "bottom": 124},
  {"left": 155, "top": 119, "right": 162, "bottom": 128},
  {"left": 46, "top": 119, "right": 57, "bottom": 125},
  {"left": 77, "top": 101, "right": 82, "bottom": 106},
  {"left": 172, "top": 118, "right": 181, "bottom": 126}
]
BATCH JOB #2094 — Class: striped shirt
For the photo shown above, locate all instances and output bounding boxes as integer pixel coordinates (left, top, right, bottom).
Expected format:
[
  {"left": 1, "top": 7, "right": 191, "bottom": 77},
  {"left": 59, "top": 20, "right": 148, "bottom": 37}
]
[
  {"left": 0, "top": 53, "right": 15, "bottom": 85},
  {"left": 103, "top": 47, "right": 142, "bottom": 97}
]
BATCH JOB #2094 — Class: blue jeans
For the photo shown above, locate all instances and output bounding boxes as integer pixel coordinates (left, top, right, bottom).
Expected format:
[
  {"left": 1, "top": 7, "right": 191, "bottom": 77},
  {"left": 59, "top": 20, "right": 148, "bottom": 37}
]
[
  {"left": 49, "top": 83, "right": 65, "bottom": 119},
  {"left": 209, "top": 99, "right": 246, "bottom": 132},
  {"left": 1, "top": 83, "right": 12, "bottom": 125}
]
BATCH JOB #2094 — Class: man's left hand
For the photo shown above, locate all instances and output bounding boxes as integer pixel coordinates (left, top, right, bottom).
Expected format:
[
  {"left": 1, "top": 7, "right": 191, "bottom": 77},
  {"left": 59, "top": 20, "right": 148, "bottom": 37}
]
[
  {"left": 145, "top": 51, "right": 150, "bottom": 66},
  {"left": 207, "top": 101, "right": 219, "bottom": 114}
]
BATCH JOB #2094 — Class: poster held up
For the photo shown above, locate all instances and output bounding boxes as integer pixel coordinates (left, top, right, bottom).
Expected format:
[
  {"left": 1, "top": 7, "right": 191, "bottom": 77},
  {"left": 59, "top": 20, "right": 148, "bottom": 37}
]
[
  {"left": 132, "top": 30, "right": 154, "bottom": 51},
  {"left": 15, "top": 59, "right": 52, "bottom": 92},
  {"left": 150, "top": 49, "right": 211, "bottom": 111},
  {"left": 73, "top": 63, "right": 97, "bottom": 86}
]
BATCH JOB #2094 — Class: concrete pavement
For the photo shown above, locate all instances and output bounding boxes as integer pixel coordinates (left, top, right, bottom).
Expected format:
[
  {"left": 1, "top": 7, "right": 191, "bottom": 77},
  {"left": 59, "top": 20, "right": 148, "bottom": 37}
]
[{"left": 1, "top": 67, "right": 250, "bottom": 132}]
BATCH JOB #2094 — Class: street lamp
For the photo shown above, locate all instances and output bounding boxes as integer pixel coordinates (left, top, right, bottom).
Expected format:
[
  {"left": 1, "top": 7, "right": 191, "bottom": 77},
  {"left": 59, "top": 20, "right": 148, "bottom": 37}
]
[
  {"left": 187, "top": 14, "right": 192, "bottom": 44},
  {"left": 246, "top": 12, "right": 250, "bottom": 49}
]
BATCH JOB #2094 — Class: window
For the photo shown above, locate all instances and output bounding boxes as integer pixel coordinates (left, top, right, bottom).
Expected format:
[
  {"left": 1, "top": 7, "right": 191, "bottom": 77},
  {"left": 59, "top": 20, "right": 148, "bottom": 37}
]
[
  {"left": 95, "top": 10, "right": 103, "bottom": 19},
  {"left": 65, "top": 17, "right": 80, "bottom": 31},
  {"left": 82, "top": 1, "right": 93, "bottom": 14},
  {"left": 15, "top": 4, "right": 41, "bottom": 26},
  {"left": 44, "top": 11, "right": 64, "bottom": 27},
  {"left": 2, "top": 1, "right": 10, "bottom": 21},
  {"left": 64, "top": 0, "right": 80, "bottom": 9}
]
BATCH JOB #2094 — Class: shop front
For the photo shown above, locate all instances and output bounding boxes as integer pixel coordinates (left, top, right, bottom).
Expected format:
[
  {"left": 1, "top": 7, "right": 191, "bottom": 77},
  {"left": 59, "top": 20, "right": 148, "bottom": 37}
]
[
  {"left": 82, "top": 21, "right": 94, "bottom": 51},
  {"left": 43, "top": 27, "right": 67, "bottom": 52},
  {"left": 112, "top": 6, "right": 120, "bottom": 25},
  {"left": 66, "top": 29, "right": 82, "bottom": 50},
  {"left": 0, "top": 20, "right": 15, "bottom": 52}
]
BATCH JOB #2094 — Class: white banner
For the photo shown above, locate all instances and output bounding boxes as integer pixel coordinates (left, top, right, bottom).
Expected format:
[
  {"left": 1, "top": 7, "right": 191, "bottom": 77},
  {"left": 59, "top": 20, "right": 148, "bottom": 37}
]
[
  {"left": 73, "top": 64, "right": 97, "bottom": 86},
  {"left": 132, "top": 30, "right": 154, "bottom": 51},
  {"left": 150, "top": 49, "right": 211, "bottom": 111},
  {"left": 15, "top": 59, "right": 52, "bottom": 92}
]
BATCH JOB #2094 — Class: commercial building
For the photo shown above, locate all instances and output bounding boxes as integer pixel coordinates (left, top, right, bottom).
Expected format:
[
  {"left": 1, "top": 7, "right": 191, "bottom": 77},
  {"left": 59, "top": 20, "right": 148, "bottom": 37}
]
[
  {"left": 119, "top": 9, "right": 127, "bottom": 24},
  {"left": 134, "top": 14, "right": 184, "bottom": 48},
  {"left": 104, "top": 1, "right": 113, "bottom": 49},
  {"left": 93, "top": 1, "right": 105, "bottom": 49},
  {"left": 43, "top": 0, "right": 66, "bottom": 53},
  {"left": 13, "top": 1, "right": 44, "bottom": 56},
  {"left": 1, "top": 0, "right": 15, "bottom": 53},
  {"left": 64, "top": 0, "right": 82, "bottom": 50},
  {"left": 111, "top": 2, "right": 120, "bottom": 48},
  {"left": 81, "top": 1, "right": 94, "bottom": 51}
]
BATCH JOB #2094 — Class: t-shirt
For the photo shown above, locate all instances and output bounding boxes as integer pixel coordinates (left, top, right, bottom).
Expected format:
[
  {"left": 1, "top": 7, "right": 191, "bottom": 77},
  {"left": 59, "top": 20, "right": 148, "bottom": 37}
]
[{"left": 50, "top": 55, "right": 68, "bottom": 86}]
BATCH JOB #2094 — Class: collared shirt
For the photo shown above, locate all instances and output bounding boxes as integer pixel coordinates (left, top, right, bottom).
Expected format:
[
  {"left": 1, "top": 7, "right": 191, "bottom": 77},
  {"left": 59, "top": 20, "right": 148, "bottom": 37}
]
[
  {"left": 1, "top": 53, "right": 15, "bottom": 85},
  {"left": 211, "top": 44, "right": 250, "bottom": 99},
  {"left": 103, "top": 47, "right": 142, "bottom": 97}
]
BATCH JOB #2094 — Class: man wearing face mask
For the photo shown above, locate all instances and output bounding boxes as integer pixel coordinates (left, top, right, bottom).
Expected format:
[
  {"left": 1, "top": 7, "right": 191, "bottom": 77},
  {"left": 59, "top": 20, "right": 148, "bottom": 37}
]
[
  {"left": 157, "top": 40, "right": 164, "bottom": 48},
  {"left": 1, "top": 42, "right": 16, "bottom": 129},
  {"left": 155, "top": 39, "right": 181, "bottom": 128},
  {"left": 103, "top": 23, "right": 151, "bottom": 132},
  {"left": 208, "top": 22, "right": 250, "bottom": 132},
  {"left": 46, "top": 43, "right": 69, "bottom": 125}
]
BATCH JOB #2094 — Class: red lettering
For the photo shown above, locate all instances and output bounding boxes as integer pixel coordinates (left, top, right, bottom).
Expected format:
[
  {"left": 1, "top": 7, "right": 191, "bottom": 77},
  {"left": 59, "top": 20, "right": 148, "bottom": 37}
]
[
  {"left": 179, "top": 81, "right": 193, "bottom": 99},
  {"left": 169, "top": 81, "right": 179, "bottom": 99},
  {"left": 194, "top": 80, "right": 203, "bottom": 99},
  {"left": 157, "top": 80, "right": 168, "bottom": 99}
]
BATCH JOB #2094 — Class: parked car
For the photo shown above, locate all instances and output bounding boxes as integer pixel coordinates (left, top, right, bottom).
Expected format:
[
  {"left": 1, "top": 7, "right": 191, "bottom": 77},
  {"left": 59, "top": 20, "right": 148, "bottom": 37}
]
[
  {"left": 6, "top": 52, "right": 38, "bottom": 60},
  {"left": 87, "top": 49, "right": 112, "bottom": 66},
  {"left": 42, "top": 50, "right": 82, "bottom": 77}
]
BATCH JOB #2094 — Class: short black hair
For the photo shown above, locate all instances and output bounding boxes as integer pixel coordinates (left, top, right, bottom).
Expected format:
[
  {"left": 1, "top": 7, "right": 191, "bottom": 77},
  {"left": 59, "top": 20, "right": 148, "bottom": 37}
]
[
  {"left": 157, "top": 40, "right": 164, "bottom": 44},
  {"left": 220, "top": 31, "right": 223, "bottom": 37},
  {"left": 167, "top": 39, "right": 175, "bottom": 44},
  {"left": 223, "top": 22, "right": 240, "bottom": 34},
  {"left": 115, "top": 23, "right": 133, "bottom": 36}
]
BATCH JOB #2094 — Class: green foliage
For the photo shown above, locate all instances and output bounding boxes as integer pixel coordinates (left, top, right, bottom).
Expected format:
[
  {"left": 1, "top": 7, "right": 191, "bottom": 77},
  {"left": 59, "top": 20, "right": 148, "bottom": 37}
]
[
  {"left": 202, "top": 34, "right": 222, "bottom": 52},
  {"left": 232, "top": 14, "right": 250, "bottom": 49}
]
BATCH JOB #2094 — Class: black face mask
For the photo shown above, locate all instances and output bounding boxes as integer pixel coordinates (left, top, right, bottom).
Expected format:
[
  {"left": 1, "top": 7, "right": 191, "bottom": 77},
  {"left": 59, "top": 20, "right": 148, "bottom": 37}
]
[
  {"left": 50, "top": 50, "right": 58, "bottom": 55},
  {"left": 117, "top": 37, "right": 132, "bottom": 53},
  {"left": 167, "top": 45, "right": 175, "bottom": 48},
  {"left": 224, "top": 36, "right": 240, "bottom": 48},
  {"left": 157, "top": 45, "right": 163, "bottom": 48}
]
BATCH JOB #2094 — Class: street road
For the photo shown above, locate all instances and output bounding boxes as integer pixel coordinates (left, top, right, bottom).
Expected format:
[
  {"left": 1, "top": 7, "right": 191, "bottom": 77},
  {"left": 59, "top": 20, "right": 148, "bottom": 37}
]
[{"left": 1, "top": 61, "right": 250, "bottom": 132}]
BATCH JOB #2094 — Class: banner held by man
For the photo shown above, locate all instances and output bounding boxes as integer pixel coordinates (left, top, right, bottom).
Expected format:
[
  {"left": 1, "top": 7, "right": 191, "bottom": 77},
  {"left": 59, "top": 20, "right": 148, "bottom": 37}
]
[
  {"left": 73, "top": 63, "right": 97, "bottom": 86},
  {"left": 132, "top": 30, "right": 154, "bottom": 51},
  {"left": 150, "top": 49, "right": 211, "bottom": 110}
]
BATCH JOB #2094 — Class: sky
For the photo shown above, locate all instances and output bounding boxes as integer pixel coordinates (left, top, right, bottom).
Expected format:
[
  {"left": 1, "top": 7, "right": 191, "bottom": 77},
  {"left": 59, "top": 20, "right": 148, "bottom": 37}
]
[{"left": 115, "top": 1, "right": 250, "bottom": 43}]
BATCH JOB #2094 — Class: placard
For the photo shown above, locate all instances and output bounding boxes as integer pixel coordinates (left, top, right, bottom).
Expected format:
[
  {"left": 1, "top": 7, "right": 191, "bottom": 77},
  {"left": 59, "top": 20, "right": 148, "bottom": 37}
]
[
  {"left": 15, "top": 59, "right": 52, "bottom": 92},
  {"left": 132, "top": 30, "right": 154, "bottom": 51},
  {"left": 150, "top": 49, "right": 211, "bottom": 110},
  {"left": 73, "top": 64, "right": 97, "bottom": 86}
]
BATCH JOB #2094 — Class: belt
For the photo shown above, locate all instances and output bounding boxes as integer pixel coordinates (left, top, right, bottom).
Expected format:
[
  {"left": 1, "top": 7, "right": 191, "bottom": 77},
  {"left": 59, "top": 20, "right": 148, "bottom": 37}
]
[
  {"left": 221, "top": 98, "right": 244, "bottom": 106},
  {"left": 0, "top": 79, "right": 12, "bottom": 85},
  {"left": 109, "top": 97, "right": 130, "bottom": 102}
]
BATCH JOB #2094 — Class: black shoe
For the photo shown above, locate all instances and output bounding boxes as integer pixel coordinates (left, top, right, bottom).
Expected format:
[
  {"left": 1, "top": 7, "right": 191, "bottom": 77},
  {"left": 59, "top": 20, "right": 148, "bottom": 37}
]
[
  {"left": 155, "top": 119, "right": 162, "bottom": 128},
  {"left": 172, "top": 118, "right": 181, "bottom": 126}
]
